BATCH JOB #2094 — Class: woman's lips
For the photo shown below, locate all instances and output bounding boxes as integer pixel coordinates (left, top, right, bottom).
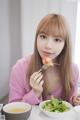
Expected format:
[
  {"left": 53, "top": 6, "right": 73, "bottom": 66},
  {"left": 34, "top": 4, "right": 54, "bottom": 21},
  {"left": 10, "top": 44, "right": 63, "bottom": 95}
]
[{"left": 43, "top": 51, "right": 53, "bottom": 56}]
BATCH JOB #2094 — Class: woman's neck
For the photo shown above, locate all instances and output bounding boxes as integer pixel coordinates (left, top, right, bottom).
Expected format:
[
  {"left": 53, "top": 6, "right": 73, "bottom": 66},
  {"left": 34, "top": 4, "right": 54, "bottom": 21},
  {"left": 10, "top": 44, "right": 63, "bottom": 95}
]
[{"left": 43, "top": 66, "right": 61, "bottom": 97}]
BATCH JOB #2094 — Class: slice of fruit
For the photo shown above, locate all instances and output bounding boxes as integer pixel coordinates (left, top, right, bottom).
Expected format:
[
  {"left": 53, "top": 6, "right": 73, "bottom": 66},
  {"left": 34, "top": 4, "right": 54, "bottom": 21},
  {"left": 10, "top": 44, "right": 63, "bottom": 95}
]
[{"left": 42, "top": 57, "right": 53, "bottom": 66}]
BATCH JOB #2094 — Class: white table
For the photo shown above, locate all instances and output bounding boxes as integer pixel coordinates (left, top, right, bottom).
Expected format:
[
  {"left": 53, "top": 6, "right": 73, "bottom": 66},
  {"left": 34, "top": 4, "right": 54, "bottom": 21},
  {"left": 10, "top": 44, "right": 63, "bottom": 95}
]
[{"left": 28, "top": 106, "right": 78, "bottom": 120}]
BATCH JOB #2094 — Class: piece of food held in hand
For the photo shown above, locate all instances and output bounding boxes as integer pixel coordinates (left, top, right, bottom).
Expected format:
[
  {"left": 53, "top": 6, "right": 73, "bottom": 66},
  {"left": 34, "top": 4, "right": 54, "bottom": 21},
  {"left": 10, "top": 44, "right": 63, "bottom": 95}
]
[
  {"left": 40, "top": 57, "right": 59, "bottom": 72},
  {"left": 42, "top": 57, "right": 53, "bottom": 67},
  {"left": 41, "top": 57, "right": 54, "bottom": 71}
]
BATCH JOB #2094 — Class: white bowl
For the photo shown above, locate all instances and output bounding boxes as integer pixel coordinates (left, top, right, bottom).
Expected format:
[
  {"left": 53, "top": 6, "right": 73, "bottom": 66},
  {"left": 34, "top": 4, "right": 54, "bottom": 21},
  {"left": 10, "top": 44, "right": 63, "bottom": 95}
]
[{"left": 39, "top": 100, "right": 73, "bottom": 118}]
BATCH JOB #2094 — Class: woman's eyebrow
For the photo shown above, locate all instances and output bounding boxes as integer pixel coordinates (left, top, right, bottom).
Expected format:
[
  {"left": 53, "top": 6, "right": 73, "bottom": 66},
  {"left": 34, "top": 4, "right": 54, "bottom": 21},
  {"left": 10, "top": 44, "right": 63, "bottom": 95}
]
[
  {"left": 54, "top": 36, "right": 64, "bottom": 40},
  {"left": 39, "top": 31, "right": 46, "bottom": 34}
]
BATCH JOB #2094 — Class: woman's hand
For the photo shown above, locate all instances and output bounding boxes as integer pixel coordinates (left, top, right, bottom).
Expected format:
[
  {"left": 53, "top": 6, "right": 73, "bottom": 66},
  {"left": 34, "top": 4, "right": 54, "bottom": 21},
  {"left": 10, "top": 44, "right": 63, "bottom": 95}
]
[
  {"left": 30, "top": 71, "right": 44, "bottom": 98},
  {"left": 72, "top": 95, "right": 80, "bottom": 106}
]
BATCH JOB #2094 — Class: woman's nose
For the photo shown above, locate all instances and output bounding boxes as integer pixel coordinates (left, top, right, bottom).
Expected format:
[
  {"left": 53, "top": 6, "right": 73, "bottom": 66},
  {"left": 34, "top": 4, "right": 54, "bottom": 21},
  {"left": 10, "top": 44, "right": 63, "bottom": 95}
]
[{"left": 45, "top": 40, "right": 52, "bottom": 49}]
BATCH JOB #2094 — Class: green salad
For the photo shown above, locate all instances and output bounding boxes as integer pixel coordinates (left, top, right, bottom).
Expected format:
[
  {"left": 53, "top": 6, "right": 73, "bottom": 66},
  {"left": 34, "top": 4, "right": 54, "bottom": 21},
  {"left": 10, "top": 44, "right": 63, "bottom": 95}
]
[{"left": 42, "top": 98, "right": 70, "bottom": 112}]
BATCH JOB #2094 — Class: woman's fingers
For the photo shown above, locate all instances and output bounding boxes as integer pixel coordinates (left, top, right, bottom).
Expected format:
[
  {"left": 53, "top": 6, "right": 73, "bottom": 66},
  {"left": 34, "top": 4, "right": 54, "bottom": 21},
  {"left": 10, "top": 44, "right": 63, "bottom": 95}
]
[
  {"left": 35, "top": 74, "right": 43, "bottom": 84},
  {"left": 30, "top": 71, "right": 43, "bottom": 87},
  {"left": 31, "top": 71, "right": 42, "bottom": 80},
  {"left": 30, "top": 71, "right": 44, "bottom": 98},
  {"left": 73, "top": 96, "right": 80, "bottom": 105},
  {"left": 77, "top": 95, "right": 80, "bottom": 100},
  {"left": 39, "top": 80, "right": 44, "bottom": 86},
  {"left": 30, "top": 72, "right": 39, "bottom": 79},
  {"left": 74, "top": 100, "right": 80, "bottom": 105},
  {"left": 33, "top": 72, "right": 42, "bottom": 82}
]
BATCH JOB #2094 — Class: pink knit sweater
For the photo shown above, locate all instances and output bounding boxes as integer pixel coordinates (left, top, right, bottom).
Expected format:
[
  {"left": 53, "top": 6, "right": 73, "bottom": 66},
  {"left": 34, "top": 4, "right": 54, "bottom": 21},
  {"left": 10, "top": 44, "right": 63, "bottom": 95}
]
[{"left": 9, "top": 55, "right": 79, "bottom": 105}]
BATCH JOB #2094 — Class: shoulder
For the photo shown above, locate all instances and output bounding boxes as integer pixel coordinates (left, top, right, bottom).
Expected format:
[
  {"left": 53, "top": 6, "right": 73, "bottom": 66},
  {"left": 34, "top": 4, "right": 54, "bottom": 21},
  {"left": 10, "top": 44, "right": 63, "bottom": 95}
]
[
  {"left": 10, "top": 55, "right": 32, "bottom": 86},
  {"left": 12, "top": 54, "right": 32, "bottom": 72},
  {"left": 72, "top": 63, "right": 79, "bottom": 81}
]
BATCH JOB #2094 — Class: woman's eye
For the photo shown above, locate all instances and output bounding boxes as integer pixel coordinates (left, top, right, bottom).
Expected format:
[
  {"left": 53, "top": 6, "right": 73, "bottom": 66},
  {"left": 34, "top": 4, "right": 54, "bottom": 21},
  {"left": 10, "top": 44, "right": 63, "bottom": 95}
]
[
  {"left": 54, "top": 38, "right": 62, "bottom": 42},
  {"left": 40, "top": 34, "right": 46, "bottom": 39}
]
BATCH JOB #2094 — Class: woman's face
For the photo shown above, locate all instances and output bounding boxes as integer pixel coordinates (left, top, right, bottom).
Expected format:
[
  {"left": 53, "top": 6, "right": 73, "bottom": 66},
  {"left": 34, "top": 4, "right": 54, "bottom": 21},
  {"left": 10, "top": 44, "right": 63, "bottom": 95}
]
[{"left": 37, "top": 32, "right": 65, "bottom": 61}]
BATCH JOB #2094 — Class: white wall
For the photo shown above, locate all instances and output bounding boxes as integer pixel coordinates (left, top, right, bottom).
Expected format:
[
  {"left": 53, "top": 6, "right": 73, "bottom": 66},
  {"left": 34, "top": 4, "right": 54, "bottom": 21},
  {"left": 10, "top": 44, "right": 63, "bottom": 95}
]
[
  {"left": 9, "top": 0, "right": 22, "bottom": 66},
  {"left": 0, "top": 0, "right": 10, "bottom": 99},
  {"left": 60, "top": 0, "right": 77, "bottom": 56},
  {"left": 0, "top": 0, "right": 22, "bottom": 100}
]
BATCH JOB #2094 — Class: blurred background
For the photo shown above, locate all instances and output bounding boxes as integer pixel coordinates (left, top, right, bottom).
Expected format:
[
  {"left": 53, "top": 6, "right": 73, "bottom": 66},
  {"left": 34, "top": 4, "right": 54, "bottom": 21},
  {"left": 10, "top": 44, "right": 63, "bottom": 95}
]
[{"left": 0, "top": 0, "right": 80, "bottom": 102}]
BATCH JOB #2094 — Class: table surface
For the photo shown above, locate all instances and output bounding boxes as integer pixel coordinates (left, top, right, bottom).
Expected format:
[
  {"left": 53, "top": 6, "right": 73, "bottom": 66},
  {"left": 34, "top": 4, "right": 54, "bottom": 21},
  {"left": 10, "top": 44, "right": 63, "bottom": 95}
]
[{"left": 28, "top": 106, "right": 78, "bottom": 120}]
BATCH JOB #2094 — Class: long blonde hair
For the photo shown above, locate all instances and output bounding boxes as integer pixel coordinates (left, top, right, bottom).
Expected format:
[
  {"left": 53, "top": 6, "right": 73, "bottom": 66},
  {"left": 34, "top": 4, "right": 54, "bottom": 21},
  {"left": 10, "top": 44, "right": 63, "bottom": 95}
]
[{"left": 27, "top": 13, "right": 74, "bottom": 101}]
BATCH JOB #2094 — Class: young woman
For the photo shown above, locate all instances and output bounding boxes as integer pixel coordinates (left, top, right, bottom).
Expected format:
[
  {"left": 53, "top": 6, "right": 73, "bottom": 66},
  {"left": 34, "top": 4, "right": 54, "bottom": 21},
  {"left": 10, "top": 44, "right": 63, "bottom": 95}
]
[{"left": 9, "top": 13, "right": 80, "bottom": 105}]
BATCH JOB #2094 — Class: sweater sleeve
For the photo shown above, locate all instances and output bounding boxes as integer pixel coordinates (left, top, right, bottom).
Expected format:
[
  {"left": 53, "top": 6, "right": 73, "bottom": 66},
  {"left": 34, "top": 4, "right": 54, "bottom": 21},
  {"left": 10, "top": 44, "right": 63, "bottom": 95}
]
[
  {"left": 69, "top": 64, "right": 80, "bottom": 103},
  {"left": 9, "top": 56, "right": 42, "bottom": 105}
]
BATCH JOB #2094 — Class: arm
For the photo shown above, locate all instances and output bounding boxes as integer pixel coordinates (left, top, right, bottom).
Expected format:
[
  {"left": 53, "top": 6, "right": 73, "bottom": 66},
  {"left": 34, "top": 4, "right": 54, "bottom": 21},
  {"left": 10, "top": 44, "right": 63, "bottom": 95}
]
[
  {"left": 70, "top": 64, "right": 80, "bottom": 105},
  {"left": 9, "top": 57, "right": 42, "bottom": 105}
]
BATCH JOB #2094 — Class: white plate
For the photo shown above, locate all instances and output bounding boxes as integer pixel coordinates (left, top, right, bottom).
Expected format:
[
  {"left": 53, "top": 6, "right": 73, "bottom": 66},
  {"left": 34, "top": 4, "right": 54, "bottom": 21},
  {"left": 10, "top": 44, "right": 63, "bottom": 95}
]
[{"left": 39, "top": 100, "right": 73, "bottom": 118}]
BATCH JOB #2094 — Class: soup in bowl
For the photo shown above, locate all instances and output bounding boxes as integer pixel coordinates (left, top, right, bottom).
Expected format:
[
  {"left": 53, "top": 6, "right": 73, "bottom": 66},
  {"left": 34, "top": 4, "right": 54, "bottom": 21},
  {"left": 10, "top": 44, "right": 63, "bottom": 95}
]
[{"left": 2, "top": 102, "right": 32, "bottom": 120}]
